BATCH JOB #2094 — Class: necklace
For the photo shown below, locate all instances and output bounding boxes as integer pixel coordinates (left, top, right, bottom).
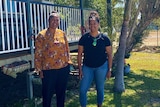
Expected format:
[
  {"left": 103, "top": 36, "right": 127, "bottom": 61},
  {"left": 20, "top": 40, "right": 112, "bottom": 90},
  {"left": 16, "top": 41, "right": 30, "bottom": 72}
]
[
  {"left": 92, "top": 35, "right": 101, "bottom": 46},
  {"left": 92, "top": 38, "right": 97, "bottom": 46}
]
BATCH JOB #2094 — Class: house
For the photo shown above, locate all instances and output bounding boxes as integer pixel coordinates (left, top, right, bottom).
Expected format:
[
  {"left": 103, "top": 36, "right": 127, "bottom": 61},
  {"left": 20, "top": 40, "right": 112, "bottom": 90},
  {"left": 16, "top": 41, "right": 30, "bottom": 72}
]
[{"left": 0, "top": 0, "right": 90, "bottom": 67}]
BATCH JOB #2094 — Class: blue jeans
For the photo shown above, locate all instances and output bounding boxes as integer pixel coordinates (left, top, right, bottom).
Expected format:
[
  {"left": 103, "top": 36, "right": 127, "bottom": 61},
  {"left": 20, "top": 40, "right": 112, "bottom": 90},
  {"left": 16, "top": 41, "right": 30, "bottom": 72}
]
[{"left": 79, "top": 61, "right": 108, "bottom": 106}]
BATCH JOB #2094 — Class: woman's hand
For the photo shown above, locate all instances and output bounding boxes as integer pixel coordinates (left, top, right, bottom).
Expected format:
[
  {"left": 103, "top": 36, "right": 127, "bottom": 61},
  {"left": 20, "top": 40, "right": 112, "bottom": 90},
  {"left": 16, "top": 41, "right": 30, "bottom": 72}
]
[
  {"left": 79, "top": 68, "right": 83, "bottom": 80},
  {"left": 39, "top": 70, "right": 44, "bottom": 78},
  {"left": 106, "top": 71, "right": 111, "bottom": 80},
  {"left": 36, "top": 69, "right": 44, "bottom": 78}
]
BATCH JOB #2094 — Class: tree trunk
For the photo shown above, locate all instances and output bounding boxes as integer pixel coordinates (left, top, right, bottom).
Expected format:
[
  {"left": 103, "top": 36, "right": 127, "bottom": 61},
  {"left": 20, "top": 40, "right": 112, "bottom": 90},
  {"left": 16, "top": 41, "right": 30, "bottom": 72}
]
[
  {"left": 113, "top": 0, "right": 132, "bottom": 93},
  {"left": 113, "top": 0, "right": 160, "bottom": 93}
]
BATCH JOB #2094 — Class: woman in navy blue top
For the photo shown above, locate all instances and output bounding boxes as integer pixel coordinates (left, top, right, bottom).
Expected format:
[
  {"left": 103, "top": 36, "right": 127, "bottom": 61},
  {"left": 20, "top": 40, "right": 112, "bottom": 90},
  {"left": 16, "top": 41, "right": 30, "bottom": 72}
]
[{"left": 78, "top": 11, "right": 112, "bottom": 107}]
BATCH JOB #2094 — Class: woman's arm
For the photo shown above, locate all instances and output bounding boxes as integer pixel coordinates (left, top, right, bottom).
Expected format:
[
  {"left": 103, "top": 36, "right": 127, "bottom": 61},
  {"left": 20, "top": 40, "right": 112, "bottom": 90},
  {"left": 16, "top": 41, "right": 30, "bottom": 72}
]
[
  {"left": 106, "top": 45, "right": 113, "bottom": 79},
  {"left": 34, "top": 34, "right": 44, "bottom": 78},
  {"left": 77, "top": 45, "right": 84, "bottom": 79}
]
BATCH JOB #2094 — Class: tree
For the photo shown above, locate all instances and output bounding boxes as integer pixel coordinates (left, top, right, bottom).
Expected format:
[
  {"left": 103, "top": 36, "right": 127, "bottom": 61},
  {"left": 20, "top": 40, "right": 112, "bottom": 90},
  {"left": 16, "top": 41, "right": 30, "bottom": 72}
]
[
  {"left": 110, "top": 0, "right": 124, "bottom": 32},
  {"left": 50, "top": 0, "right": 79, "bottom": 6},
  {"left": 113, "top": 0, "right": 132, "bottom": 92},
  {"left": 125, "top": 0, "right": 160, "bottom": 54},
  {"left": 113, "top": 0, "right": 160, "bottom": 92}
]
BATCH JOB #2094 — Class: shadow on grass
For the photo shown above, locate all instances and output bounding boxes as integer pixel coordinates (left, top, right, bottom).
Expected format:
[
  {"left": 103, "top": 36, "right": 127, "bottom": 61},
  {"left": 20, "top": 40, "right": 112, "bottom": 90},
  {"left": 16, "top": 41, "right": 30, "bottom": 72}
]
[
  {"left": 1, "top": 69, "right": 160, "bottom": 107},
  {"left": 0, "top": 70, "right": 42, "bottom": 107},
  {"left": 0, "top": 70, "right": 28, "bottom": 107},
  {"left": 66, "top": 69, "right": 160, "bottom": 107},
  {"left": 107, "top": 69, "right": 160, "bottom": 107}
]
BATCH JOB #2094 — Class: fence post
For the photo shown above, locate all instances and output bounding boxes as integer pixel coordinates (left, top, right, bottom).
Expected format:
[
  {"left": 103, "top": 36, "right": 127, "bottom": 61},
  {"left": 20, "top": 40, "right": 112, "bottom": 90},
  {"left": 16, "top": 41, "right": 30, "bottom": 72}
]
[
  {"left": 80, "top": 0, "right": 84, "bottom": 35},
  {"left": 26, "top": 0, "right": 35, "bottom": 100},
  {"left": 26, "top": 0, "right": 34, "bottom": 69},
  {"left": 26, "top": 71, "right": 34, "bottom": 99}
]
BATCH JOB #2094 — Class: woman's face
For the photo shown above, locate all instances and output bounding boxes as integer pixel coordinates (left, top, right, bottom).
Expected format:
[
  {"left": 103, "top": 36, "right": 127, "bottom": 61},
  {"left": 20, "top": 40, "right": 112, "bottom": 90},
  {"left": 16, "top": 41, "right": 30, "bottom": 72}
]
[
  {"left": 49, "top": 16, "right": 60, "bottom": 29},
  {"left": 89, "top": 20, "right": 99, "bottom": 32}
]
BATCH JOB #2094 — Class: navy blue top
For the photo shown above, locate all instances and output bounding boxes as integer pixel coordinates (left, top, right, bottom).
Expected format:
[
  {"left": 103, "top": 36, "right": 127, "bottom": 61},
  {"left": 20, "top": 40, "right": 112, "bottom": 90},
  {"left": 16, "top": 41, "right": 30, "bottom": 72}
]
[{"left": 78, "top": 32, "right": 111, "bottom": 67}]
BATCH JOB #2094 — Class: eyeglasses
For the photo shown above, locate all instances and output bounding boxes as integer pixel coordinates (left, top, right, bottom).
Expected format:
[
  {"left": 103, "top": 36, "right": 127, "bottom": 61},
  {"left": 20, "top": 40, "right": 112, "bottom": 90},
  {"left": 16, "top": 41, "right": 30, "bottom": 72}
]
[{"left": 92, "top": 38, "right": 97, "bottom": 46}]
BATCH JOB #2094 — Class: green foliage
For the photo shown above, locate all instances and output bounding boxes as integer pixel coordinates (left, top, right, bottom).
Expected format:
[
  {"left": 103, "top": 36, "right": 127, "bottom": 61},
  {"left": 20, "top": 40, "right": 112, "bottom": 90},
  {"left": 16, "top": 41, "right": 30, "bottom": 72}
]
[
  {"left": 112, "top": 7, "right": 123, "bottom": 31},
  {"left": 50, "top": 0, "right": 79, "bottom": 6},
  {"left": 82, "top": 0, "right": 92, "bottom": 8}
]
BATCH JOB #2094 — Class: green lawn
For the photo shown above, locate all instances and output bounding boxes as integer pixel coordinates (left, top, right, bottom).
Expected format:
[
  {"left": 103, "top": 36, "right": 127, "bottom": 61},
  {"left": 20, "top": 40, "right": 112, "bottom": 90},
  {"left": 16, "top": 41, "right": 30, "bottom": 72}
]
[
  {"left": 11, "top": 52, "right": 160, "bottom": 107},
  {"left": 65, "top": 52, "right": 160, "bottom": 107}
]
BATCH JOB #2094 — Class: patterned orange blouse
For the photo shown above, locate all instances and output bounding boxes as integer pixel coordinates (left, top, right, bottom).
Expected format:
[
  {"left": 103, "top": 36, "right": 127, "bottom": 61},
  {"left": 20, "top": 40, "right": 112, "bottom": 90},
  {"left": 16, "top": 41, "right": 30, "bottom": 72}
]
[{"left": 34, "top": 28, "right": 71, "bottom": 71}]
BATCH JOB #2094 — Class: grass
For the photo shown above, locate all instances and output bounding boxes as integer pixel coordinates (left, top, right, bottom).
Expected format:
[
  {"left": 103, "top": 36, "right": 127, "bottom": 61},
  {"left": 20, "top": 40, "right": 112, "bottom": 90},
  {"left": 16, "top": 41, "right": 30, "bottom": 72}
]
[
  {"left": 9, "top": 52, "right": 160, "bottom": 107},
  {"left": 65, "top": 52, "right": 160, "bottom": 107}
]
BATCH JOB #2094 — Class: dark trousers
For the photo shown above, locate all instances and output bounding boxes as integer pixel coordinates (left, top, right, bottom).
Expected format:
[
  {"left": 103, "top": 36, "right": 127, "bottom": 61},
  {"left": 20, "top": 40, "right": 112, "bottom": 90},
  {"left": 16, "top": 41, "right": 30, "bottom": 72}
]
[{"left": 42, "top": 65, "right": 70, "bottom": 107}]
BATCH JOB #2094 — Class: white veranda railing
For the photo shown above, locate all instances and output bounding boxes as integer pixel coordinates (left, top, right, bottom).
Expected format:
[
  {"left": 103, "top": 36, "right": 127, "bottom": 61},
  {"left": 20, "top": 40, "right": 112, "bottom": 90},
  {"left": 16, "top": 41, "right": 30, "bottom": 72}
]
[{"left": 0, "top": 0, "right": 91, "bottom": 54}]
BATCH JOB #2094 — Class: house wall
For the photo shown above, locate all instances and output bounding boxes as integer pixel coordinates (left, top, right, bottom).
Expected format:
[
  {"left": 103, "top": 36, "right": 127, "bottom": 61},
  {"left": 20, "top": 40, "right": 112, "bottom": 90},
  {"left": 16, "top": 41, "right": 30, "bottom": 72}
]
[{"left": 0, "top": 0, "right": 91, "bottom": 67}]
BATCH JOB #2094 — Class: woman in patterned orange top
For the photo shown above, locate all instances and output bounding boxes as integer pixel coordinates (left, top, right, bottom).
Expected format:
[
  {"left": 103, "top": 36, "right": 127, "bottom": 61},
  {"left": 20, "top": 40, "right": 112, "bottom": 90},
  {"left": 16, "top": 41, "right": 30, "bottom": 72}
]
[{"left": 35, "top": 11, "right": 71, "bottom": 107}]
